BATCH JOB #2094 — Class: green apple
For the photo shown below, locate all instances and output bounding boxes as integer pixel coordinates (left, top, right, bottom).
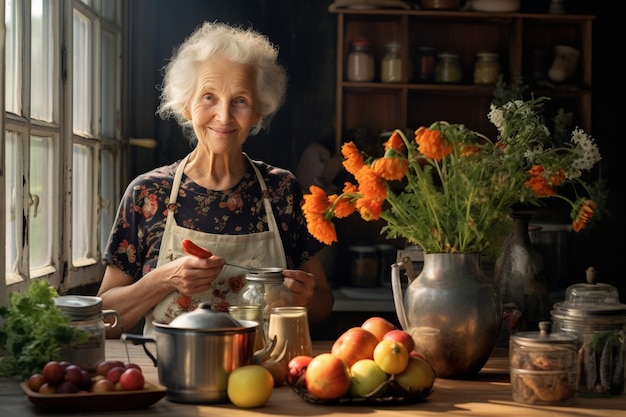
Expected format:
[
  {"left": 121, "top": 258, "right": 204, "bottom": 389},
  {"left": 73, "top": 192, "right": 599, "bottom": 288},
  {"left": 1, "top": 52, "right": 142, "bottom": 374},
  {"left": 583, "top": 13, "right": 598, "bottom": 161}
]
[
  {"left": 348, "top": 358, "right": 388, "bottom": 398},
  {"left": 394, "top": 356, "right": 435, "bottom": 394}
]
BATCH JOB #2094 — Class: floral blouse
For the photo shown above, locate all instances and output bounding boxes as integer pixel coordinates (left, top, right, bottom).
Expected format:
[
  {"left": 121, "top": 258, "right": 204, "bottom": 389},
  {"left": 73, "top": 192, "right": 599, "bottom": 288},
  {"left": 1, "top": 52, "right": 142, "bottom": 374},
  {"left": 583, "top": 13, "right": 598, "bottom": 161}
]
[{"left": 103, "top": 157, "right": 325, "bottom": 282}]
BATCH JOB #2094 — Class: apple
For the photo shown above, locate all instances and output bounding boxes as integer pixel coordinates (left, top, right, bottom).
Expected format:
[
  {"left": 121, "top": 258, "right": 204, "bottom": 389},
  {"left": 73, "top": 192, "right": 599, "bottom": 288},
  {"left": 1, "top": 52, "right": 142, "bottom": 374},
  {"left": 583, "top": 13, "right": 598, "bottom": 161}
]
[
  {"left": 361, "top": 317, "right": 398, "bottom": 341},
  {"left": 42, "top": 361, "right": 66, "bottom": 384},
  {"left": 305, "top": 353, "right": 351, "bottom": 400},
  {"left": 394, "top": 356, "right": 435, "bottom": 394},
  {"left": 27, "top": 373, "right": 46, "bottom": 392},
  {"left": 382, "top": 329, "right": 415, "bottom": 353},
  {"left": 95, "top": 360, "right": 118, "bottom": 376},
  {"left": 287, "top": 355, "right": 312, "bottom": 385},
  {"left": 38, "top": 382, "right": 57, "bottom": 394},
  {"left": 64, "top": 364, "right": 84, "bottom": 386},
  {"left": 92, "top": 378, "right": 115, "bottom": 392},
  {"left": 373, "top": 339, "right": 409, "bottom": 374},
  {"left": 331, "top": 327, "right": 379, "bottom": 367},
  {"left": 348, "top": 359, "right": 389, "bottom": 398},
  {"left": 119, "top": 367, "right": 145, "bottom": 391}
]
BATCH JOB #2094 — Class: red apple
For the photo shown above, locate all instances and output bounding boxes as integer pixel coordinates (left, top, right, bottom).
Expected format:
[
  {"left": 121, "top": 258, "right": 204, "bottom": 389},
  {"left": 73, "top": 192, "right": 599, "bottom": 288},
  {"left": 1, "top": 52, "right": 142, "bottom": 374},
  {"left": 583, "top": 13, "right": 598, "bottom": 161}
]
[
  {"left": 119, "top": 368, "right": 145, "bottom": 391},
  {"left": 331, "top": 327, "right": 379, "bottom": 367},
  {"left": 382, "top": 329, "right": 415, "bottom": 352},
  {"left": 95, "top": 360, "right": 118, "bottom": 376},
  {"left": 287, "top": 355, "right": 313, "bottom": 385},
  {"left": 305, "top": 353, "right": 351, "bottom": 400},
  {"left": 361, "top": 317, "right": 398, "bottom": 341},
  {"left": 38, "top": 382, "right": 57, "bottom": 394},
  {"left": 106, "top": 366, "right": 127, "bottom": 383}
]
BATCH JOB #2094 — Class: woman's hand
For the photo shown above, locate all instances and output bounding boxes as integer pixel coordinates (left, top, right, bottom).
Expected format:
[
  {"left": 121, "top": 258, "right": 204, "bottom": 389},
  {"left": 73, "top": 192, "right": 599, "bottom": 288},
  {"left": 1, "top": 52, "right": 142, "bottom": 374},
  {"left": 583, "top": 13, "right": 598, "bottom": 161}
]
[
  {"left": 162, "top": 251, "right": 225, "bottom": 295},
  {"left": 282, "top": 269, "right": 316, "bottom": 306}
]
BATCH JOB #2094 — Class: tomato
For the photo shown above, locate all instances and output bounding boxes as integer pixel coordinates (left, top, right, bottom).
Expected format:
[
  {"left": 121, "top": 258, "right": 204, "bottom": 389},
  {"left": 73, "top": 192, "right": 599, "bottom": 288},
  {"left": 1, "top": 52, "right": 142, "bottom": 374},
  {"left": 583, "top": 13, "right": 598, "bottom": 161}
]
[
  {"left": 373, "top": 339, "right": 409, "bottom": 374},
  {"left": 181, "top": 239, "right": 212, "bottom": 257}
]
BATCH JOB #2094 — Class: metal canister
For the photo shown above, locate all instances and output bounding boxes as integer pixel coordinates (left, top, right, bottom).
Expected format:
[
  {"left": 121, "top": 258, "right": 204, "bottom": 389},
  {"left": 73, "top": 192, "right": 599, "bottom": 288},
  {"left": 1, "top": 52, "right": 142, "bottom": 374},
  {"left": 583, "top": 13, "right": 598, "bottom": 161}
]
[
  {"left": 550, "top": 268, "right": 626, "bottom": 397},
  {"left": 54, "top": 295, "right": 120, "bottom": 370},
  {"left": 509, "top": 321, "right": 580, "bottom": 405}
]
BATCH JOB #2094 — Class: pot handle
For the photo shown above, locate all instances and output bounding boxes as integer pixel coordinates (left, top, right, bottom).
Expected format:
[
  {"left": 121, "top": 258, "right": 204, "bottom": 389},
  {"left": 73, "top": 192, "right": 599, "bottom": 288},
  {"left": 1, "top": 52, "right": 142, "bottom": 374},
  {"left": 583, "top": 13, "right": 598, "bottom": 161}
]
[
  {"left": 391, "top": 262, "right": 409, "bottom": 331},
  {"left": 121, "top": 333, "right": 158, "bottom": 367}
]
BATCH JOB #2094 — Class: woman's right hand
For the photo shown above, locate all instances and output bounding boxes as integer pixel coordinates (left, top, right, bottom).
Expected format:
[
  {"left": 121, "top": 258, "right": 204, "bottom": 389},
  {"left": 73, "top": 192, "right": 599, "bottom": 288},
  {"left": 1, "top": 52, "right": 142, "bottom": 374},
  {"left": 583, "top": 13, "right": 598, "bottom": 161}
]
[{"left": 162, "top": 248, "right": 225, "bottom": 295}]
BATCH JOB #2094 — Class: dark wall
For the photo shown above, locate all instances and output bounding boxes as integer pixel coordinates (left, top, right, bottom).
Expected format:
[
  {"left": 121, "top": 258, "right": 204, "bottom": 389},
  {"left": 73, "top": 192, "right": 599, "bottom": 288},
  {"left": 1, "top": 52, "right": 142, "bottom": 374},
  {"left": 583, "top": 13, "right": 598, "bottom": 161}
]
[{"left": 127, "top": 1, "right": 624, "bottom": 299}]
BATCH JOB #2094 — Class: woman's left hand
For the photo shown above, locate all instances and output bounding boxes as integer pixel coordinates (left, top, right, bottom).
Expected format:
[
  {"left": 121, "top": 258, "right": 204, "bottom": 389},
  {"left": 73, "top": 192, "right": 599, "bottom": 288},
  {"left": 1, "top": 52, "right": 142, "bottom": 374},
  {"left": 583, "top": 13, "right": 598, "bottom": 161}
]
[{"left": 282, "top": 269, "right": 315, "bottom": 306}]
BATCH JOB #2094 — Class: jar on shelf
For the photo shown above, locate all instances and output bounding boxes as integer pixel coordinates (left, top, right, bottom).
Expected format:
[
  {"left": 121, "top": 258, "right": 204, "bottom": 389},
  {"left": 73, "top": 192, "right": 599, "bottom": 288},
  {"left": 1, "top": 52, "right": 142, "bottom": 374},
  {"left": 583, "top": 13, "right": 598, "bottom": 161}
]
[
  {"left": 348, "top": 245, "right": 379, "bottom": 287},
  {"left": 473, "top": 51, "right": 501, "bottom": 85},
  {"left": 435, "top": 52, "right": 462, "bottom": 84},
  {"left": 238, "top": 268, "right": 293, "bottom": 337},
  {"left": 381, "top": 41, "right": 402, "bottom": 83},
  {"left": 415, "top": 46, "right": 437, "bottom": 83},
  {"left": 346, "top": 36, "right": 375, "bottom": 82}
]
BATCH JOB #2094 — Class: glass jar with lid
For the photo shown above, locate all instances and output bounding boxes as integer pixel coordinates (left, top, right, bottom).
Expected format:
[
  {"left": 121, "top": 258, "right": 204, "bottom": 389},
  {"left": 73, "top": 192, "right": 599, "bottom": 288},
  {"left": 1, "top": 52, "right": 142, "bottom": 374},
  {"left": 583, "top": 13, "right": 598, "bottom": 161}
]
[
  {"left": 54, "top": 295, "right": 120, "bottom": 371},
  {"left": 346, "top": 36, "right": 375, "bottom": 82},
  {"left": 550, "top": 268, "right": 626, "bottom": 397},
  {"left": 435, "top": 52, "right": 462, "bottom": 84},
  {"left": 473, "top": 51, "right": 501, "bottom": 85},
  {"left": 238, "top": 268, "right": 293, "bottom": 337},
  {"left": 510, "top": 321, "right": 580, "bottom": 405},
  {"left": 381, "top": 41, "right": 402, "bottom": 83}
]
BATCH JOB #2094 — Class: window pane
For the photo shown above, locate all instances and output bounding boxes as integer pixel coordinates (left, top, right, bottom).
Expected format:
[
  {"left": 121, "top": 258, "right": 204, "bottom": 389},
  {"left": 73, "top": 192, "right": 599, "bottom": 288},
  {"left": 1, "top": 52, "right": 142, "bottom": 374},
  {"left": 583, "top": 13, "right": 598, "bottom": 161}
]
[
  {"left": 5, "top": 132, "right": 22, "bottom": 278},
  {"left": 73, "top": 10, "right": 92, "bottom": 134},
  {"left": 72, "top": 144, "right": 94, "bottom": 263},
  {"left": 30, "top": 135, "right": 55, "bottom": 269},
  {"left": 5, "top": 0, "right": 22, "bottom": 114},
  {"left": 101, "top": 29, "right": 116, "bottom": 138},
  {"left": 31, "top": 0, "right": 56, "bottom": 121},
  {"left": 101, "top": 0, "right": 117, "bottom": 21},
  {"left": 100, "top": 149, "right": 115, "bottom": 251}
]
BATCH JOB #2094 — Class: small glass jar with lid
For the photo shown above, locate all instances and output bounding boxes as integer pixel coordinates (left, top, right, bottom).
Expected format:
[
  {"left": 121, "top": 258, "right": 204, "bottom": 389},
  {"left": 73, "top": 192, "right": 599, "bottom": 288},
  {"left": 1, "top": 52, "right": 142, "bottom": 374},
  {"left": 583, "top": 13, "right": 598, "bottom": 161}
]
[
  {"left": 346, "top": 36, "right": 375, "bottom": 82},
  {"left": 381, "top": 41, "right": 402, "bottom": 83},
  {"left": 510, "top": 321, "right": 580, "bottom": 405},
  {"left": 435, "top": 52, "right": 462, "bottom": 84},
  {"left": 415, "top": 46, "right": 437, "bottom": 83},
  {"left": 238, "top": 268, "right": 293, "bottom": 337},
  {"left": 550, "top": 268, "right": 626, "bottom": 397},
  {"left": 473, "top": 51, "right": 501, "bottom": 85}
]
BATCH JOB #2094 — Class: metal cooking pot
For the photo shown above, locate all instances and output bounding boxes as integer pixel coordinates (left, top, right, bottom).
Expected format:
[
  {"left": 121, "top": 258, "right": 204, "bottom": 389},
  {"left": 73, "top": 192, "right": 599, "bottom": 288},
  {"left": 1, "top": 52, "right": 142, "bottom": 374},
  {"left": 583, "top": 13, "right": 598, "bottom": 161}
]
[{"left": 122, "top": 302, "right": 257, "bottom": 404}]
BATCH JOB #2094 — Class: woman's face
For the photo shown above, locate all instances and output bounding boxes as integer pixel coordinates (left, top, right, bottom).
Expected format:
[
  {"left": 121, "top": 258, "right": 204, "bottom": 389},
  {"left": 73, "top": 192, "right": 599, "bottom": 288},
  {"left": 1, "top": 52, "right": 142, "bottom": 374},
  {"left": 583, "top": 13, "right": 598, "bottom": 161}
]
[{"left": 186, "top": 57, "right": 261, "bottom": 153}]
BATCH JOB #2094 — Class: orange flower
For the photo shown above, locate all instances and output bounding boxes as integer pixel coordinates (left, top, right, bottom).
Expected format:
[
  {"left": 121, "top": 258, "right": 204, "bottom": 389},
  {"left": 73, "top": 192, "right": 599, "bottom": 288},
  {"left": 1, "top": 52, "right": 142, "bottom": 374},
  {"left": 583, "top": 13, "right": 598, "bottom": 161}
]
[
  {"left": 415, "top": 126, "right": 453, "bottom": 160},
  {"left": 355, "top": 166, "right": 387, "bottom": 201},
  {"left": 572, "top": 199, "right": 596, "bottom": 232},
  {"left": 302, "top": 185, "right": 331, "bottom": 214},
  {"left": 333, "top": 194, "right": 357, "bottom": 218},
  {"left": 305, "top": 211, "right": 337, "bottom": 245},
  {"left": 459, "top": 144, "right": 481, "bottom": 158},
  {"left": 525, "top": 165, "right": 556, "bottom": 197},
  {"left": 356, "top": 197, "right": 383, "bottom": 221},
  {"left": 371, "top": 156, "right": 408, "bottom": 181},
  {"left": 384, "top": 130, "right": 404, "bottom": 152},
  {"left": 341, "top": 141, "right": 364, "bottom": 175},
  {"left": 548, "top": 168, "right": 566, "bottom": 187}
]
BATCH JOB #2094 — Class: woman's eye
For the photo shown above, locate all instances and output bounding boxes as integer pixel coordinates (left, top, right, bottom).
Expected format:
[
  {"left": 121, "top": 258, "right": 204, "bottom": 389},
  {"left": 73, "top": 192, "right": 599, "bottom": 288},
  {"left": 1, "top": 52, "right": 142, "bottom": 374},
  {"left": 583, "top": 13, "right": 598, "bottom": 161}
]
[
  {"left": 233, "top": 97, "right": 250, "bottom": 107},
  {"left": 202, "top": 94, "right": 215, "bottom": 103}
]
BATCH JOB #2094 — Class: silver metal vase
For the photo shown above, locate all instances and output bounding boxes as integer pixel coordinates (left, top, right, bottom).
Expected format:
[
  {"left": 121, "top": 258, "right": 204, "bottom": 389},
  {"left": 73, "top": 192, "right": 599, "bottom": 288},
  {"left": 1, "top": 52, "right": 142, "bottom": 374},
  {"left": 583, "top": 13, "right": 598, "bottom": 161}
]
[{"left": 392, "top": 252, "right": 502, "bottom": 379}]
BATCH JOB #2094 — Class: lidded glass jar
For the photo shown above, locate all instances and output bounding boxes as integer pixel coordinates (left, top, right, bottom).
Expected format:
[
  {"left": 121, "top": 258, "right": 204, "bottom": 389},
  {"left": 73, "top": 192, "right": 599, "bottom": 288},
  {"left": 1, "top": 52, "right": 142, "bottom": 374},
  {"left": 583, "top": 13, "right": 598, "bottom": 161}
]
[
  {"left": 348, "top": 245, "right": 379, "bottom": 287},
  {"left": 238, "top": 268, "right": 293, "bottom": 336},
  {"left": 510, "top": 321, "right": 580, "bottom": 405},
  {"left": 54, "top": 295, "right": 120, "bottom": 371},
  {"left": 435, "top": 52, "right": 462, "bottom": 84},
  {"left": 381, "top": 41, "right": 402, "bottom": 83},
  {"left": 347, "top": 36, "right": 375, "bottom": 82},
  {"left": 473, "top": 51, "right": 501, "bottom": 85},
  {"left": 550, "top": 268, "right": 626, "bottom": 397}
]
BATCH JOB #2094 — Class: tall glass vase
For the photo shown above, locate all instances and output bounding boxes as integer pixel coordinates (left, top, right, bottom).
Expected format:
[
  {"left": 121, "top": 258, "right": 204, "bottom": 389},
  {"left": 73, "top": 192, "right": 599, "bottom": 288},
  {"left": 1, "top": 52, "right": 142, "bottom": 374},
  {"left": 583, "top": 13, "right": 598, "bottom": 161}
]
[
  {"left": 493, "top": 212, "right": 552, "bottom": 334},
  {"left": 391, "top": 252, "right": 502, "bottom": 379}
]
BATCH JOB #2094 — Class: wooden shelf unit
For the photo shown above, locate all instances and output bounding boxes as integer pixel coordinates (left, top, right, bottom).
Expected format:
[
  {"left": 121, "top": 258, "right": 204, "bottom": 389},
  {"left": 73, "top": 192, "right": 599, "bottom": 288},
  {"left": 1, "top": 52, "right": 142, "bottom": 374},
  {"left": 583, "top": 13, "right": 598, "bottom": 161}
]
[{"left": 332, "top": 9, "right": 594, "bottom": 153}]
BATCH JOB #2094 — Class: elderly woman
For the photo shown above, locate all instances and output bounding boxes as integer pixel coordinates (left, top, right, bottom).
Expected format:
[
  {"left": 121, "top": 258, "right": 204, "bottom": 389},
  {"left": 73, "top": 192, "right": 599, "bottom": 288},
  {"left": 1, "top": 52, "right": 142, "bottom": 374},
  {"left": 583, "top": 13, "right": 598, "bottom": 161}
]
[{"left": 97, "top": 22, "right": 334, "bottom": 337}]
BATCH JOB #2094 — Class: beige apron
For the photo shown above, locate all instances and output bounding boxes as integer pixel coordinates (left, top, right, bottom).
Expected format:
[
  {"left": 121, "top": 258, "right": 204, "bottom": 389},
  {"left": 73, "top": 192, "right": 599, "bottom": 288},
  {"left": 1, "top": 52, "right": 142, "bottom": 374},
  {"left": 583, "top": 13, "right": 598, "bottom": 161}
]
[{"left": 144, "top": 154, "right": 286, "bottom": 336}]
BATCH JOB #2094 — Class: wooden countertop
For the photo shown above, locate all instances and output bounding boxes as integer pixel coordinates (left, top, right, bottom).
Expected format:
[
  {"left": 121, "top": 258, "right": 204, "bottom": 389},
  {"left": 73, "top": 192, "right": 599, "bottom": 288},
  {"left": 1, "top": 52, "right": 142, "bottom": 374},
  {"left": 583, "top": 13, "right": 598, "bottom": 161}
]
[{"left": 2, "top": 339, "right": 625, "bottom": 416}]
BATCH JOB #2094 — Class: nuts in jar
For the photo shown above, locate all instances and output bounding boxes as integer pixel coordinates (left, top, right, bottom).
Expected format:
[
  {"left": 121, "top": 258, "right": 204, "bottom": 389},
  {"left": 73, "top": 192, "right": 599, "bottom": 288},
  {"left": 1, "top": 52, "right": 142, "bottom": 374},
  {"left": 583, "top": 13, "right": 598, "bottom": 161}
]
[{"left": 473, "top": 52, "right": 501, "bottom": 85}]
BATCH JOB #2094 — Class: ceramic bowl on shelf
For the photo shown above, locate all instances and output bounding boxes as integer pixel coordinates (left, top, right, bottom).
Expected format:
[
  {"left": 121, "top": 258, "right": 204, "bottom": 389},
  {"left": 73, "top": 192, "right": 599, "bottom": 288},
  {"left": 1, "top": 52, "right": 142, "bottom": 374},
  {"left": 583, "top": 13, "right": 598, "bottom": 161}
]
[{"left": 471, "top": 0, "right": 520, "bottom": 12}]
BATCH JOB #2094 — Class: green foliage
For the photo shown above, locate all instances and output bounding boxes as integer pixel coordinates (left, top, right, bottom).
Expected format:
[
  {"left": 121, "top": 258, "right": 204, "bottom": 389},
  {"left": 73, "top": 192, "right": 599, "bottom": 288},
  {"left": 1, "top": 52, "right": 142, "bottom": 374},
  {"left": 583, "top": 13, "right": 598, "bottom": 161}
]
[{"left": 0, "top": 280, "right": 89, "bottom": 379}]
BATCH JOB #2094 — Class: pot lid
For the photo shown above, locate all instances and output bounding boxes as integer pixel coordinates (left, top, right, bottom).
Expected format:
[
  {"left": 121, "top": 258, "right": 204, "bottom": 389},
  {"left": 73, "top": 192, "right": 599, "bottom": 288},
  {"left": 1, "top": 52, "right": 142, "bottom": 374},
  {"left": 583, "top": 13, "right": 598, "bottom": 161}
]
[
  {"left": 166, "top": 302, "right": 244, "bottom": 330},
  {"left": 551, "top": 267, "right": 626, "bottom": 318},
  {"left": 511, "top": 321, "right": 580, "bottom": 347},
  {"left": 54, "top": 295, "right": 102, "bottom": 320}
]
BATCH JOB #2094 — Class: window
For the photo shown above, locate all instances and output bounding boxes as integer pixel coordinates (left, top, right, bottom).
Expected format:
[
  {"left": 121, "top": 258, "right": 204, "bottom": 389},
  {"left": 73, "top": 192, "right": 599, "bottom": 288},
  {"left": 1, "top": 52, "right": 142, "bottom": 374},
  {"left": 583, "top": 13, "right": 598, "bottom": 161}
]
[{"left": 1, "top": 0, "right": 126, "bottom": 300}]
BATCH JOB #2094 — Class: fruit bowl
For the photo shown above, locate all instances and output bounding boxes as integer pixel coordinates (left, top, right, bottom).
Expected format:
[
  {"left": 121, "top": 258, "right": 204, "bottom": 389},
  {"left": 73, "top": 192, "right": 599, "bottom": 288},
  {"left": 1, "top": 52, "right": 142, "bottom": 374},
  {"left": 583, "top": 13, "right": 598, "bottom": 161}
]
[{"left": 287, "top": 374, "right": 432, "bottom": 405}]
